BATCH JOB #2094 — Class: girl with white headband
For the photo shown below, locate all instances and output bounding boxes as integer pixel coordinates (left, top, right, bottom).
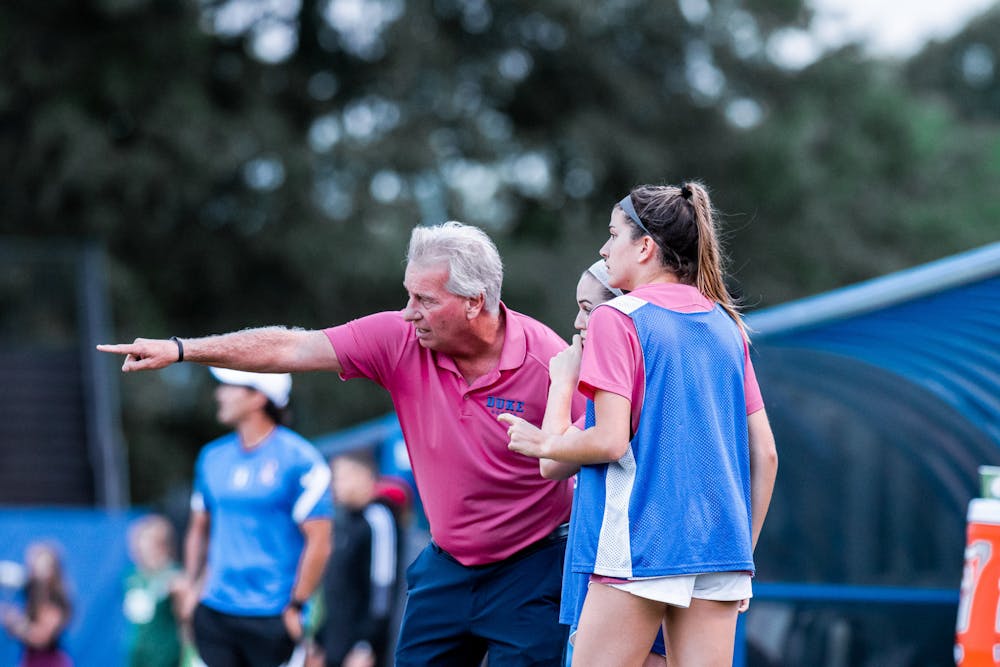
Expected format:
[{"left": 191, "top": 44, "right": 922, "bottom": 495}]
[{"left": 537, "top": 259, "right": 666, "bottom": 665}]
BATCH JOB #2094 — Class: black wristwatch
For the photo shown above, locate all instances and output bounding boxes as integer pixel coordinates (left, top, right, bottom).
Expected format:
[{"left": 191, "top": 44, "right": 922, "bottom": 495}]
[{"left": 287, "top": 598, "right": 306, "bottom": 612}]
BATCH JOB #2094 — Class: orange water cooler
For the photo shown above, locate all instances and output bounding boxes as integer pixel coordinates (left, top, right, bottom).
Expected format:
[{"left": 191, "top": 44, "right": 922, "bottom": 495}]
[{"left": 956, "top": 497, "right": 1000, "bottom": 666}]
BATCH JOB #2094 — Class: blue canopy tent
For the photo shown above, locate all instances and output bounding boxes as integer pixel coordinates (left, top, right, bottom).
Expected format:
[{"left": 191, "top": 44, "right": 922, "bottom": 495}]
[{"left": 741, "top": 241, "right": 1000, "bottom": 665}]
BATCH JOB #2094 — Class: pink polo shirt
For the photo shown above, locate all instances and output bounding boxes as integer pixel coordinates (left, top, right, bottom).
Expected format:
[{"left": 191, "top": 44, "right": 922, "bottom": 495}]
[
  {"left": 579, "top": 283, "right": 764, "bottom": 435},
  {"left": 324, "top": 304, "right": 576, "bottom": 566}
]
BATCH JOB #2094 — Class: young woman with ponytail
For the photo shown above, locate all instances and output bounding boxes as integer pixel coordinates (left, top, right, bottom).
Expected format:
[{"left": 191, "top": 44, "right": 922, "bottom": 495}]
[{"left": 501, "top": 182, "right": 778, "bottom": 666}]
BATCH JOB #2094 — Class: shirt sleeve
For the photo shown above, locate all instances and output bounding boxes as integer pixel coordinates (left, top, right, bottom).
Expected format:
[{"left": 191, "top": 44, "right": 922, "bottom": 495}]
[
  {"left": 362, "top": 503, "right": 398, "bottom": 622},
  {"left": 323, "top": 311, "right": 409, "bottom": 387},
  {"left": 744, "top": 338, "right": 765, "bottom": 415},
  {"left": 190, "top": 449, "right": 209, "bottom": 513},
  {"left": 292, "top": 446, "right": 334, "bottom": 523},
  {"left": 577, "top": 305, "right": 641, "bottom": 402},
  {"left": 569, "top": 387, "right": 587, "bottom": 424}
]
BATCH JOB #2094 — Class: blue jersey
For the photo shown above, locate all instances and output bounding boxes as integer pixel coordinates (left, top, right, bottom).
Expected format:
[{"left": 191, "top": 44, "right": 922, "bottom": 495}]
[
  {"left": 191, "top": 426, "right": 333, "bottom": 616},
  {"left": 570, "top": 296, "right": 754, "bottom": 579}
]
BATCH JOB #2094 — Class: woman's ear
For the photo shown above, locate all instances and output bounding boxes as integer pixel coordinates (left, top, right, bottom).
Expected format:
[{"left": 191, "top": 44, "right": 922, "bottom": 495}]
[{"left": 637, "top": 235, "right": 658, "bottom": 263}]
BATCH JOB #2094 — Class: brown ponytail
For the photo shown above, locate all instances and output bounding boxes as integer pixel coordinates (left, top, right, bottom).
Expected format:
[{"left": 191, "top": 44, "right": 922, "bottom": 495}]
[
  {"left": 684, "top": 182, "right": 745, "bottom": 336},
  {"left": 628, "top": 182, "right": 746, "bottom": 338}
]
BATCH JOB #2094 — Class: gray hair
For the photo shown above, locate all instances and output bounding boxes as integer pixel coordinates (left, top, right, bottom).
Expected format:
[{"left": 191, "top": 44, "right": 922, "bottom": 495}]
[{"left": 407, "top": 221, "right": 503, "bottom": 313}]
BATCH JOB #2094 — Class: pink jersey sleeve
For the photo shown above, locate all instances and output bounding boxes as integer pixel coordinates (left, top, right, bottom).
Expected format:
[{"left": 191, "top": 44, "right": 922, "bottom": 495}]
[
  {"left": 569, "top": 385, "right": 587, "bottom": 424},
  {"left": 578, "top": 306, "right": 642, "bottom": 402},
  {"left": 577, "top": 306, "right": 645, "bottom": 434},
  {"left": 323, "top": 311, "right": 409, "bottom": 387},
  {"left": 744, "top": 338, "right": 765, "bottom": 414}
]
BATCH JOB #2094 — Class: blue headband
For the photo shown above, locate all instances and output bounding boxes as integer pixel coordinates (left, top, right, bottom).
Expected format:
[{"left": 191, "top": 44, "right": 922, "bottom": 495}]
[{"left": 617, "top": 194, "right": 655, "bottom": 239}]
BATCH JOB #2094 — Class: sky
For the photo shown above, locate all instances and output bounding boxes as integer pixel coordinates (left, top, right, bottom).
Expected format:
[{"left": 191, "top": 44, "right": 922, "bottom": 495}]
[{"left": 811, "top": 0, "right": 997, "bottom": 57}]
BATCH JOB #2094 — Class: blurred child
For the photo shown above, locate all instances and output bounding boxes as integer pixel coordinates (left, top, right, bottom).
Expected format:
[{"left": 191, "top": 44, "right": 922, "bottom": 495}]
[
  {"left": 0, "top": 541, "right": 73, "bottom": 667},
  {"left": 123, "top": 514, "right": 183, "bottom": 667}
]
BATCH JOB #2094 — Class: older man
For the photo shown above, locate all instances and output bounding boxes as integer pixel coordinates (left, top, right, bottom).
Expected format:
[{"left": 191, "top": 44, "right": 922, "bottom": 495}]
[{"left": 100, "top": 222, "right": 579, "bottom": 666}]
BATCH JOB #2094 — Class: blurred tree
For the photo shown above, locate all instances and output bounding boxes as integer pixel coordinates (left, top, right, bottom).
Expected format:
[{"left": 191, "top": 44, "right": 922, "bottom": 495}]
[
  {"left": 715, "top": 48, "right": 1000, "bottom": 305},
  {"left": 905, "top": 4, "right": 1000, "bottom": 122},
  {"left": 1, "top": 0, "right": 997, "bottom": 504}
]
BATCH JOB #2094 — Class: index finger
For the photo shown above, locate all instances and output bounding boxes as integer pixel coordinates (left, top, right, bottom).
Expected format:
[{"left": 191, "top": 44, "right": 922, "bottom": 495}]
[
  {"left": 96, "top": 343, "right": 137, "bottom": 355},
  {"left": 496, "top": 413, "right": 519, "bottom": 427}
]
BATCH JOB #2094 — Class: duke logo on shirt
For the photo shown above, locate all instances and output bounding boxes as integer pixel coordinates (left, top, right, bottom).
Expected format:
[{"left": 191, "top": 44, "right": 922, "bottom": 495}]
[{"left": 485, "top": 396, "right": 525, "bottom": 415}]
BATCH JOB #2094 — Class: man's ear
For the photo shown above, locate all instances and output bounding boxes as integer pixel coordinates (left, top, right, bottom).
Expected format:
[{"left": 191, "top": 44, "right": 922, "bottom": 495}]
[{"left": 466, "top": 293, "right": 485, "bottom": 319}]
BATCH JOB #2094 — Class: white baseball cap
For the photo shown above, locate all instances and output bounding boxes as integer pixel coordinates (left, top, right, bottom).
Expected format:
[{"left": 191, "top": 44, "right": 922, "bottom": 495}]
[{"left": 209, "top": 367, "right": 292, "bottom": 408}]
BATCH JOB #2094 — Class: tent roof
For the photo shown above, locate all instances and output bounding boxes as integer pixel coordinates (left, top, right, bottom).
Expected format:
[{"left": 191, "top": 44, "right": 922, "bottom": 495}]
[
  {"left": 747, "top": 241, "right": 1000, "bottom": 445},
  {"left": 748, "top": 241, "right": 1000, "bottom": 336}
]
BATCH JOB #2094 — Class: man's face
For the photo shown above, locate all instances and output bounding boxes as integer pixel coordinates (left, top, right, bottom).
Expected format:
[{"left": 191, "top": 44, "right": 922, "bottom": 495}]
[{"left": 402, "top": 262, "right": 472, "bottom": 352}]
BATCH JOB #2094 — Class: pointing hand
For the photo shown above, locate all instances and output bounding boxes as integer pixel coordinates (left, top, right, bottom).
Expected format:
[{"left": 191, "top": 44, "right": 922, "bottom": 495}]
[
  {"left": 96, "top": 338, "right": 181, "bottom": 372},
  {"left": 498, "top": 413, "right": 546, "bottom": 459}
]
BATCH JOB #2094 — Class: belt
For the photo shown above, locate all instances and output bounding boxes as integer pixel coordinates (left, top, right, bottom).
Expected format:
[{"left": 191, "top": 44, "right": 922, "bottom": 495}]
[{"left": 431, "top": 522, "right": 569, "bottom": 569}]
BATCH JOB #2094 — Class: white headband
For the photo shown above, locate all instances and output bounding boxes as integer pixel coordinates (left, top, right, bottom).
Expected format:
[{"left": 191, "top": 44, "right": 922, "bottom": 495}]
[{"left": 586, "top": 260, "right": 623, "bottom": 297}]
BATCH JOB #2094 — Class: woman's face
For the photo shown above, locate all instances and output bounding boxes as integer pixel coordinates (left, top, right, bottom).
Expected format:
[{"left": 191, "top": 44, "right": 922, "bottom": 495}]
[
  {"left": 599, "top": 207, "right": 640, "bottom": 291},
  {"left": 574, "top": 272, "right": 610, "bottom": 343}
]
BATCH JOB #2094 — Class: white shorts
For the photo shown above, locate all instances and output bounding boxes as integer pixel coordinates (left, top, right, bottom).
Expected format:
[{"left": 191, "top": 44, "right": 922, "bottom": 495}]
[
  {"left": 567, "top": 572, "right": 752, "bottom": 647},
  {"left": 602, "top": 571, "right": 752, "bottom": 608}
]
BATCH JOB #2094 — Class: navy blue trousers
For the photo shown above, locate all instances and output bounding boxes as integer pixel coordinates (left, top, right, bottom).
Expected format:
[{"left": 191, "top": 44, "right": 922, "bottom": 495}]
[{"left": 395, "top": 534, "right": 568, "bottom": 666}]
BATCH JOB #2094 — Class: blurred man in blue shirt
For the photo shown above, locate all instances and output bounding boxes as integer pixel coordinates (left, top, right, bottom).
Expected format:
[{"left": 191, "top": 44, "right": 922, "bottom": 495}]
[{"left": 175, "top": 368, "right": 333, "bottom": 667}]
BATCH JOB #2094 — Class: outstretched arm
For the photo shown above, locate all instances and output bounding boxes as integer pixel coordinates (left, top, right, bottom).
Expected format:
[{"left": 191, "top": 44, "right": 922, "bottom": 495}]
[{"left": 97, "top": 326, "right": 342, "bottom": 374}]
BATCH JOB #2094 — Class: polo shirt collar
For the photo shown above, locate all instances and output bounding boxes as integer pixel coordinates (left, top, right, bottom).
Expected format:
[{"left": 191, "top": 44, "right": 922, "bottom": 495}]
[
  {"left": 433, "top": 301, "right": 526, "bottom": 382},
  {"left": 496, "top": 302, "right": 527, "bottom": 372}
]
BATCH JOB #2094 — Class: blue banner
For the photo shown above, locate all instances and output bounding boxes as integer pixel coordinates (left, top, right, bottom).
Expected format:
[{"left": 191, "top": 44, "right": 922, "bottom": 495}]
[{"left": 0, "top": 508, "right": 139, "bottom": 667}]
